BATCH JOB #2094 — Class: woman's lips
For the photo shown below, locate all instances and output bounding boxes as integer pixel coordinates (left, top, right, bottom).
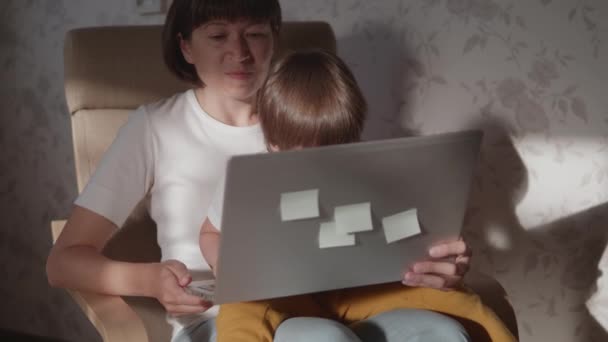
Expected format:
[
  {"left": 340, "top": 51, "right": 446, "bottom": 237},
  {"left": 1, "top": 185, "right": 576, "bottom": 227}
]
[{"left": 226, "top": 71, "right": 254, "bottom": 80}]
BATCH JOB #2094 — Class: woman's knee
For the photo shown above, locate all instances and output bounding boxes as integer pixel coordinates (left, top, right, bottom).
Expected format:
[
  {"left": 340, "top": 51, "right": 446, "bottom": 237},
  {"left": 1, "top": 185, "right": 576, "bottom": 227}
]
[
  {"left": 274, "top": 317, "right": 362, "bottom": 342},
  {"left": 352, "top": 309, "right": 470, "bottom": 342}
]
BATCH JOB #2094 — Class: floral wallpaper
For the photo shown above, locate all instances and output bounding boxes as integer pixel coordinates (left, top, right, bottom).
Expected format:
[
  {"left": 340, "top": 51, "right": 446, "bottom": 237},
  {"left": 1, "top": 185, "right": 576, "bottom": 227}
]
[{"left": 0, "top": 0, "right": 606, "bottom": 341}]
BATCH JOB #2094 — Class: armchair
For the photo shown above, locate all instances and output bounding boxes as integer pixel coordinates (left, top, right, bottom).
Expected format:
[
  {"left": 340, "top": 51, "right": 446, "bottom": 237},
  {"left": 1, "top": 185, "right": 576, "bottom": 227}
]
[{"left": 51, "top": 22, "right": 517, "bottom": 341}]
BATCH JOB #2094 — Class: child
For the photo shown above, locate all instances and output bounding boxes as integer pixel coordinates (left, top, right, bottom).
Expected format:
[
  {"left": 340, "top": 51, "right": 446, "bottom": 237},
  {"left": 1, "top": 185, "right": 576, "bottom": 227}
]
[
  {"left": 199, "top": 50, "right": 515, "bottom": 342},
  {"left": 199, "top": 49, "right": 366, "bottom": 278}
]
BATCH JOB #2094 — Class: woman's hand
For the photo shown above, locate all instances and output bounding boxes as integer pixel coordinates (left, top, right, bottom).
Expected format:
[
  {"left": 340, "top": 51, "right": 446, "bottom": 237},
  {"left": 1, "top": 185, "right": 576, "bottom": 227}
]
[
  {"left": 150, "top": 260, "right": 212, "bottom": 316},
  {"left": 402, "top": 238, "right": 471, "bottom": 290}
]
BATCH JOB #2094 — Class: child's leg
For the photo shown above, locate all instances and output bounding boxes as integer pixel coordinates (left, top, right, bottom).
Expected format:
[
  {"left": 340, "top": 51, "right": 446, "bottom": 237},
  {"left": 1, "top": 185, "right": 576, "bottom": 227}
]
[
  {"left": 350, "top": 308, "right": 470, "bottom": 342},
  {"left": 274, "top": 317, "right": 362, "bottom": 342},
  {"left": 216, "top": 293, "right": 331, "bottom": 342},
  {"left": 328, "top": 283, "right": 516, "bottom": 342}
]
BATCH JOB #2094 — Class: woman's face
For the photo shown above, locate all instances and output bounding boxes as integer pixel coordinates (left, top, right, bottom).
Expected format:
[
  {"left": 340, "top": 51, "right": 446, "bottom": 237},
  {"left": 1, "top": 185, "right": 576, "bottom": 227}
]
[{"left": 181, "top": 19, "right": 275, "bottom": 101}]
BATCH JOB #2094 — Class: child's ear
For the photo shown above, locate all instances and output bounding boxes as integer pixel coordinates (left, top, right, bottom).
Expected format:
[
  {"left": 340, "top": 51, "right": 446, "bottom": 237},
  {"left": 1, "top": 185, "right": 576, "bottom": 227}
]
[
  {"left": 179, "top": 33, "right": 195, "bottom": 64},
  {"left": 268, "top": 144, "right": 280, "bottom": 152}
]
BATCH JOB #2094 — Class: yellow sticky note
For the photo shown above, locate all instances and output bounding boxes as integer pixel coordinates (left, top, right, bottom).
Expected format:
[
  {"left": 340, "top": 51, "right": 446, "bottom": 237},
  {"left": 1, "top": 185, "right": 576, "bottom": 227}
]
[
  {"left": 382, "top": 208, "right": 421, "bottom": 244},
  {"left": 334, "top": 202, "right": 373, "bottom": 234},
  {"left": 280, "top": 189, "right": 320, "bottom": 221},
  {"left": 319, "top": 221, "right": 356, "bottom": 248}
]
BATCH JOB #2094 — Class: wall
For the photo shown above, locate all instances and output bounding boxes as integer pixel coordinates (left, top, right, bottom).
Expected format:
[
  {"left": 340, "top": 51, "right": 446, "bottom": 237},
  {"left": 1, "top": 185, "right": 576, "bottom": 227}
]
[{"left": 0, "top": 0, "right": 606, "bottom": 341}]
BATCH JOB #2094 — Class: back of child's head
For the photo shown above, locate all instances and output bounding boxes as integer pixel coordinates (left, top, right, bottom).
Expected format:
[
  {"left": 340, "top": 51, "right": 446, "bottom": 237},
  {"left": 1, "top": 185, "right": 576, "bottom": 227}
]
[{"left": 257, "top": 49, "right": 367, "bottom": 150}]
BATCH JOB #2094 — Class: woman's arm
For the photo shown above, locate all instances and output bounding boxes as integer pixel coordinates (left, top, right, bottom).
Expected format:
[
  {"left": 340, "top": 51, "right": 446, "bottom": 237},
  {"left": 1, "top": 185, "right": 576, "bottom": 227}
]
[
  {"left": 47, "top": 205, "right": 210, "bottom": 314},
  {"left": 199, "top": 218, "right": 221, "bottom": 276},
  {"left": 47, "top": 206, "right": 153, "bottom": 295}
]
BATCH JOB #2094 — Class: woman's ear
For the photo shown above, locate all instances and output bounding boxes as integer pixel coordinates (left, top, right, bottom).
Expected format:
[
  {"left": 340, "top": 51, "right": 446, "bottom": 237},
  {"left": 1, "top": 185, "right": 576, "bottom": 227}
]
[{"left": 179, "top": 33, "right": 194, "bottom": 64}]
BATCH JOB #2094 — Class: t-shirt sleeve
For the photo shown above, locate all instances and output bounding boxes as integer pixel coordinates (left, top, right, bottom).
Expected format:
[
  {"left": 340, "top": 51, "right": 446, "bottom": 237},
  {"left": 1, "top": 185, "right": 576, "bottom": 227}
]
[
  {"left": 206, "top": 175, "right": 225, "bottom": 230},
  {"left": 74, "top": 107, "right": 155, "bottom": 227}
]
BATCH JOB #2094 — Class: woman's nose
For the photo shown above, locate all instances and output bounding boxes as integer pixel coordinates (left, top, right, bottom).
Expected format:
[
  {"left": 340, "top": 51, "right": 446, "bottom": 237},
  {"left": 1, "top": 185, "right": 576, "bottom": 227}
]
[{"left": 228, "top": 35, "right": 252, "bottom": 62}]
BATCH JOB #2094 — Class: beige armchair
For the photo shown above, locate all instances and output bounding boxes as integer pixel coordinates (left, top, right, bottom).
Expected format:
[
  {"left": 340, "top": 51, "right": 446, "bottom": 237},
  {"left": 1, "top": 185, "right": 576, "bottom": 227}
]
[{"left": 51, "top": 23, "right": 518, "bottom": 341}]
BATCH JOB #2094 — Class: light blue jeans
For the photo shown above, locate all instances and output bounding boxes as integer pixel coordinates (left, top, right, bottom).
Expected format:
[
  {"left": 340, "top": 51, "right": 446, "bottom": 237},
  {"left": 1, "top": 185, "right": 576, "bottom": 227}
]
[{"left": 173, "top": 308, "right": 470, "bottom": 342}]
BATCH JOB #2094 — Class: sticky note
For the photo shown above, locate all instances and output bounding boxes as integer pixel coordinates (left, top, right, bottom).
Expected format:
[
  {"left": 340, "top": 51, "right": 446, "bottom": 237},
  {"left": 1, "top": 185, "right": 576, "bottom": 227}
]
[
  {"left": 334, "top": 202, "right": 373, "bottom": 234},
  {"left": 319, "top": 221, "right": 356, "bottom": 248},
  {"left": 382, "top": 208, "right": 422, "bottom": 244},
  {"left": 280, "top": 189, "right": 320, "bottom": 221}
]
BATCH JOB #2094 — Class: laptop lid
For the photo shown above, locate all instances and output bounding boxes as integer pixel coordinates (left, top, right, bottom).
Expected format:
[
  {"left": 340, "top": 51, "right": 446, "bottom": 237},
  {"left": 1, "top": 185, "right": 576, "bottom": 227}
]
[{"left": 215, "top": 130, "right": 482, "bottom": 304}]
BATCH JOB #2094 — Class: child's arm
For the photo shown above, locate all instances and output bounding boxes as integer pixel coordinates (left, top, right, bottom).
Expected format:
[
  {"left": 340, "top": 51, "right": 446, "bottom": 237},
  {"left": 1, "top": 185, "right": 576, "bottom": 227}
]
[{"left": 199, "top": 218, "right": 221, "bottom": 276}]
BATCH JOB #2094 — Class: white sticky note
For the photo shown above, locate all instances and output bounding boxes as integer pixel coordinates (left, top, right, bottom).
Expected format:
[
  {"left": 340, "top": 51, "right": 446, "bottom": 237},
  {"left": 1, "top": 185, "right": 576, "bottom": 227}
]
[
  {"left": 319, "top": 222, "right": 356, "bottom": 248},
  {"left": 382, "top": 208, "right": 422, "bottom": 244},
  {"left": 334, "top": 202, "right": 373, "bottom": 234},
  {"left": 280, "top": 189, "right": 320, "bottom": 221}
]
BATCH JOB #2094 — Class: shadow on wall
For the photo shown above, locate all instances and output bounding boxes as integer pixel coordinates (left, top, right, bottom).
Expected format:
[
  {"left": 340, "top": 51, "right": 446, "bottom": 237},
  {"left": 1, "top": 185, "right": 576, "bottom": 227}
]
[
  {"left": 529, "top": 202, "right": 608, "bottom": 292},
  {"left": 529, "top": 202, "right": 608, "bottom": 340},
  {"left": 463, "top": 111, "right": 608, "bottom": 340},
  {"left": 336, "top": 20, "right": 530, "bottom": 259},
  {"left": 463, "top": 116, "right": 528, "bottom": 262},
  {"left": 336, "top": 21, "right": 416, "bottom": 141},
  {"left": 335, "top": 19, "right": 608, "bottom": 340},
  {"left": 462, "top": 107, "right": 607, "bottom": 340}
]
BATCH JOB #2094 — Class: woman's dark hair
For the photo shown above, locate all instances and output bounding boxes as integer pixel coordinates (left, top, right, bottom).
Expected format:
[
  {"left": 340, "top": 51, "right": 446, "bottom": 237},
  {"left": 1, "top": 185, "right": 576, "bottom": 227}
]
[{"left": 163, "top": 0, "right": 282, "bottom": 85}]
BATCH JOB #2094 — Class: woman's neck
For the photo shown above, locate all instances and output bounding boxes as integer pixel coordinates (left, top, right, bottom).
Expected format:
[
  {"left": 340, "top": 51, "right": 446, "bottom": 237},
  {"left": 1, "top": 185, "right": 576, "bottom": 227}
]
[{"left": 194, "top": 87, "right": 259, "bottom": 127}]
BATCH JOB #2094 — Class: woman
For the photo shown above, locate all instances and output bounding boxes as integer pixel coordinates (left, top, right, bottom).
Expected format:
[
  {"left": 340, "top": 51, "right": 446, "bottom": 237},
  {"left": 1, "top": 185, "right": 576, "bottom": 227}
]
[{"left": 47, "top": 1, "right": 472, "bottom": 341}]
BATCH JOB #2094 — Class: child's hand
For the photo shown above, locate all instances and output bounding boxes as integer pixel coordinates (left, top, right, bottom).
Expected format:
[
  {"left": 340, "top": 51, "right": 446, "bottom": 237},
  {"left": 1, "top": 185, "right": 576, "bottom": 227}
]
[
  {"left": 402, "top": 238, "right": 471, "bottom": 290},
  {"left": 150, "top": 260, "right": 213, "bottom": 316}
]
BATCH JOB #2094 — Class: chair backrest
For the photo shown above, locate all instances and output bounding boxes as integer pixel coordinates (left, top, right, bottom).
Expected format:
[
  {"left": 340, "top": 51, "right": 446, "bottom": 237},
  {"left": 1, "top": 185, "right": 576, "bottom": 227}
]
[{"left": 64, "top": 22, "right": 336, "bottom": 262}]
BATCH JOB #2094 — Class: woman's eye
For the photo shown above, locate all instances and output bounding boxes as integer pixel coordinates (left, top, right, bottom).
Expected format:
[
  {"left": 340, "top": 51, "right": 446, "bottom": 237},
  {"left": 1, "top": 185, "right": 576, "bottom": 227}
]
[
  {"left": 247, "top": 32, "right": 269, "bottom": 38},
  {"left": 209, "top": 34, "right": 227, "bottom": 41}
]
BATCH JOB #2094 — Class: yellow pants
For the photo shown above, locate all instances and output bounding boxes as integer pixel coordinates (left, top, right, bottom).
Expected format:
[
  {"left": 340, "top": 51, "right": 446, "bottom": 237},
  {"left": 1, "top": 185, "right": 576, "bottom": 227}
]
[{"left": 216, "top": 282, "right": 516, "bottom": 342}]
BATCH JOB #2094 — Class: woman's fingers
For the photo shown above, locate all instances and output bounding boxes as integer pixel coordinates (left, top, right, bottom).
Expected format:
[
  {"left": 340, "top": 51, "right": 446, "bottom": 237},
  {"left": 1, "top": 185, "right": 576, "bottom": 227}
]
[
  {"left": 402, "top": 239, "right": 472, "bottom": 289},
  {"left": 155, "top": 260, "right": 210, "bottom": 308},
  {"left": 161, "top": 285, "right": 212, "bottom": 314},
  {"left": 429, "top": 239, "right": 471, "bottom": 259},
  {"left": 164, "top": 260, "right": 192, "bottom": 286},
  {"left": 410, "top": 257, "right": 470, "bottom": 277},
  {"left": 158, "top": 288, "right": 206, "bottom": 307},
  {"left": 173, "top": 289, "right": 210, "bottom": 306},
  {"left": 412, "top": 260, "right": 457, "bottom": 276}
]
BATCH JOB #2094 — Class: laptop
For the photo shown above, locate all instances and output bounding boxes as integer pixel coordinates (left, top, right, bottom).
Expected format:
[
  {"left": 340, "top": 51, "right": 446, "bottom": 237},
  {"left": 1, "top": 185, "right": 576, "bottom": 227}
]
[{"left": 213, "top": 130, "right": 483, "bottom": 304}]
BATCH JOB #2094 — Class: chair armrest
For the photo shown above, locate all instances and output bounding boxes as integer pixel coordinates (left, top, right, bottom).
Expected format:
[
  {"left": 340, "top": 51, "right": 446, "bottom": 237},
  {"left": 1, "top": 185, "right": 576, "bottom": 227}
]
[
  {"left": 69, "top": 290, "right": 149, "bottom": 342},
  {"left": 50, "top": 219, "right": 150, "bottom": 342}
]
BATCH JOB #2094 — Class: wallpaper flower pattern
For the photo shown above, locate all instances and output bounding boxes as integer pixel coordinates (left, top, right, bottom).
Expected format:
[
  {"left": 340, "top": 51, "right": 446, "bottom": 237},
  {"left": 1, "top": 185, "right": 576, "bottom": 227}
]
[{"left": 1, "top": 0, "right": 606, "bottom": 341}]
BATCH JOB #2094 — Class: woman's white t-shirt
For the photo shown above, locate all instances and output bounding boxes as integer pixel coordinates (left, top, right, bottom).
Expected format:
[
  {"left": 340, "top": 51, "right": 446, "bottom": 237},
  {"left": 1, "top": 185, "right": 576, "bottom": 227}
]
[{"left": 74, "top": 89, "right": 266, "bottom": 331}]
